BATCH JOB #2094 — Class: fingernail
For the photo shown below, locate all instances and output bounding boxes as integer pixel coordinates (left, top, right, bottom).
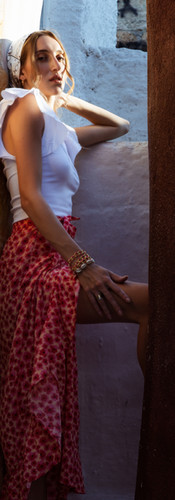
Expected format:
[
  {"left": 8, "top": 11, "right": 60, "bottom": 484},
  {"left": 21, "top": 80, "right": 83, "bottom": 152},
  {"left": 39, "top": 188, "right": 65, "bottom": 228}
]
[{"left": 118, "top": 309, "right": 123, "bottom": 316}]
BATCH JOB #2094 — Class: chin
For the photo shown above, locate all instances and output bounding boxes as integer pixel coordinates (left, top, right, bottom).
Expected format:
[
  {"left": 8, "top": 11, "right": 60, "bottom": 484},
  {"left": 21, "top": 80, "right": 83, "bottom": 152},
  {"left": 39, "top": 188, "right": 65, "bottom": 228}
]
[
  {"left": 55, "top": 85, "right": 63, "bottom": 93},
  {"left": 51, "top": 85, "right": 64, "bottom": 96}
]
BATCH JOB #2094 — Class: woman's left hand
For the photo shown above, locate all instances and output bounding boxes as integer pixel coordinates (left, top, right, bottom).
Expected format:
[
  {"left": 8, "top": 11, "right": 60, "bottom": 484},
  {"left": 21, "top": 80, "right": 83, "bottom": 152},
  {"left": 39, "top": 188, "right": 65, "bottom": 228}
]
[{"left": 77, "top": 263, "right": 130, "bottom": 319}]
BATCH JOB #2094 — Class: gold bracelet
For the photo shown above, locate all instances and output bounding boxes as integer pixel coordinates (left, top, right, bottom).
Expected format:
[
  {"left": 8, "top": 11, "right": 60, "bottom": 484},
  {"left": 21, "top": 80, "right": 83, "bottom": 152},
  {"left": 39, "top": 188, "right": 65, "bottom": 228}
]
[
  {"left": 68, "top": 250, "right": 85, "bottom": 266},
  {"left": 72, "top": 258, "right": 95, "bottom": 275}
]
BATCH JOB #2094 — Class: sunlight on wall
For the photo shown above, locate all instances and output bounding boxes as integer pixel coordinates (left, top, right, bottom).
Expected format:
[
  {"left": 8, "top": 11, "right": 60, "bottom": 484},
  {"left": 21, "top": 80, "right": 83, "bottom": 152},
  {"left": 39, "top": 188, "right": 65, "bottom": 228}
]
[{"left": 0, "top": 0, "right": 43, "bottom": 39}]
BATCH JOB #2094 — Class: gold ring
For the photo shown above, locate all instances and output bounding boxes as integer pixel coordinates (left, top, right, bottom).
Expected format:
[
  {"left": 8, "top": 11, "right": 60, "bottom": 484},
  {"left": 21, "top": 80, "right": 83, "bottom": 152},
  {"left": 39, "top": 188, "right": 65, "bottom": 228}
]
[{"left": 97, "top": 293, "right": 102, "bottom": 301}]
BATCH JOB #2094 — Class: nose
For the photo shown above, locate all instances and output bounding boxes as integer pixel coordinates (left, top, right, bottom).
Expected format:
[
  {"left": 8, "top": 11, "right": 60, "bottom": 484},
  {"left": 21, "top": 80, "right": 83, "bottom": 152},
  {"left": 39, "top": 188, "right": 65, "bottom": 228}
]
[{"left": 50, "top": 55, "right": 63, "bottom": 72}]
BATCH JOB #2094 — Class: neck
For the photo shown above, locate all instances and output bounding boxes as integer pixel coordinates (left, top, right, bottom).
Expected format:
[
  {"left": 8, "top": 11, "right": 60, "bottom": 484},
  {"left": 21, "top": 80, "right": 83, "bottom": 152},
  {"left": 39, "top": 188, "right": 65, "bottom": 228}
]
[
  {"left": 45, "top": 94, "right": 56, "bottom": 110},
  {"left": 23, "top": 83, "right": 56, "bottom": 110}
]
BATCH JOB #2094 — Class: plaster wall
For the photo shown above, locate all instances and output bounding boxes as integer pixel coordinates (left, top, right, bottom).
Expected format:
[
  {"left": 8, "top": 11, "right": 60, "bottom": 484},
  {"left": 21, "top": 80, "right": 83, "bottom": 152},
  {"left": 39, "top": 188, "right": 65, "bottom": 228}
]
[
  {"left": 69, "top": 141, "right": 149, "bottom": 499},
  {"left": 117, "top": 0, "right": 147, "bottom": 50},
  {"left": 41, "top": 1, "right": 147, "bottom": 141},
  {"left": 118, "top": 0, "right": 146, "bottom": 30},
  {"left": 41, "top": 1, "right": 149, "bottom": 498},
  {"left": 80, "top": 0, "right": 117, "bottom": 48}
]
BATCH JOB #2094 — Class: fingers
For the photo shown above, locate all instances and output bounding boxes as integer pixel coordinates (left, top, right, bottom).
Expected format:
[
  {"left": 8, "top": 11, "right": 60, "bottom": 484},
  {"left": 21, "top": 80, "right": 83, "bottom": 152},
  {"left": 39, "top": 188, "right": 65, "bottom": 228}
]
[
  {"left": 108, "top": 273, "right": 130, "bottom": 304},
  {"left": 87, "top": 291, "right": 110, "bottom": 319},
  {"left": 78, "top": 265, "right": 131, "bottom": 320},
  {"left": 108, "top": 271, "right": 131, "bottom": 304},
  {"left": 109, "top": 270, "right": 128, "bottom": 283},
  {"left": 99, "top": 287, "right": 123, "bottom": 318},
  {"left": 88, "top": 283, "right": 127, "bottom": 320},
  {"left": 110, "top": 283, "right": 131, "bottom": 304}
]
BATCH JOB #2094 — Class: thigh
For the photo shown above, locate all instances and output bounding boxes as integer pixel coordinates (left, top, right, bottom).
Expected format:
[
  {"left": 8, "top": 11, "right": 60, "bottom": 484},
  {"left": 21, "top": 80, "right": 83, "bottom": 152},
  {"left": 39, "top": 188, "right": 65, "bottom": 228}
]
[{"left": 76, "top": 281, "right": 148, "bottom": 324}]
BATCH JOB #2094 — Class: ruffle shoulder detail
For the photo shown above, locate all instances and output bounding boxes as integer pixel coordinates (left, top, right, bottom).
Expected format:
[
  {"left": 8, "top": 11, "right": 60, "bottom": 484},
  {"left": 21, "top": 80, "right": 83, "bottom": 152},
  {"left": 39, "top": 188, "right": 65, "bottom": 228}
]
[{"left": 0, "top": 88, "right": 81, "bottom": 161}]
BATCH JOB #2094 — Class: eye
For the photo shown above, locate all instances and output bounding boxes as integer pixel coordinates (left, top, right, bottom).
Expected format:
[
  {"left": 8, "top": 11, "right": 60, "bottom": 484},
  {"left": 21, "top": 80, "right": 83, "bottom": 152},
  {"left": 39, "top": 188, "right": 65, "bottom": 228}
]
[
  {"left": 36, "top": 54, "right": 48, "bottom": 62},
  {"left": 56, "top": 55, "right": 66, "bottom": 66}
]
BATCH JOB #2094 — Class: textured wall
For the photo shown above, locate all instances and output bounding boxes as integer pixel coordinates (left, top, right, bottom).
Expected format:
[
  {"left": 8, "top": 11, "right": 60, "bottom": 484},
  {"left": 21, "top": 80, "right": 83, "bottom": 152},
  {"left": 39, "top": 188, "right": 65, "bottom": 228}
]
[
  {"left": 41, "top": 0, "right": 117, "bottom": 50},
  {"left": 81, "top": 0, "right": 117, "bottom": 48},
  {"left": 117, "top": 0, "right": 147, "bottom": 51},
  {"left": 41, "top": 1, "right": 147, "bottom": 141},
  {"left": 135, "top": 1, "right": 175, "bottom": 498},
  {"left": 41, "top": 1, "right": 149, "bottom": 498},
  {"left": 69, "top": 141, "right": 149, "bottom": 500},
  {"left": 41, "top": 0, "right": 117, "bottom": 99}
]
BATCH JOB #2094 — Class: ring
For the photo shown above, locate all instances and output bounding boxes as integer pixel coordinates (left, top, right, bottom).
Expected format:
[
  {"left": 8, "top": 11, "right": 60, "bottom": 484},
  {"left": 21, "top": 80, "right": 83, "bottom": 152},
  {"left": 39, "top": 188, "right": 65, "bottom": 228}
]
[{"left": 97, "top": 293, "right": 102, "bottom": 301}]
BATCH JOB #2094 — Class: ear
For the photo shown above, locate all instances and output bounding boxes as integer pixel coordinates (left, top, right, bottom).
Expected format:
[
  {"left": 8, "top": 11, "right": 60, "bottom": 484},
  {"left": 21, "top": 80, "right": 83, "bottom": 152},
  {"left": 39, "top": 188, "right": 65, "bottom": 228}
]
[{"left": 19, "top": 68, "right": 26, "bottom": 83}]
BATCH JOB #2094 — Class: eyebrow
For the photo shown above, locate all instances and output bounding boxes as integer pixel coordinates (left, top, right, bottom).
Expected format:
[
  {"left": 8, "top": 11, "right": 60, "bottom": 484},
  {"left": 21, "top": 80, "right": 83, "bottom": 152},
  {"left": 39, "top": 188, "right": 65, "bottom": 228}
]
[{"left": 35, "top": 49, "right": 64, "bottom": 55}]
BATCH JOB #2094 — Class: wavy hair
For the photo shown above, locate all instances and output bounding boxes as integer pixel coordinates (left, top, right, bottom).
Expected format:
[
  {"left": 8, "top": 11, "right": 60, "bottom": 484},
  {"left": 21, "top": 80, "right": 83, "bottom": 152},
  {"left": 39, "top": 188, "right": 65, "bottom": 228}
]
[
  {"left": 20, "top": 30, "right": 74, "bottom": 95},
  {"left": 0, "top": 68, "right": 12, "bottom": 252}
]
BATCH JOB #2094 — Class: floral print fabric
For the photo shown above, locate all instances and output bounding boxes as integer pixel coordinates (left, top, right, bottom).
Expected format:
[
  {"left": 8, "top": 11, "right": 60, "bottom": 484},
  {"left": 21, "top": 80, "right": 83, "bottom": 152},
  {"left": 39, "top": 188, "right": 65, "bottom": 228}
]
[{"left": 0, "top": 217, "right": 84, "bottom": 499}]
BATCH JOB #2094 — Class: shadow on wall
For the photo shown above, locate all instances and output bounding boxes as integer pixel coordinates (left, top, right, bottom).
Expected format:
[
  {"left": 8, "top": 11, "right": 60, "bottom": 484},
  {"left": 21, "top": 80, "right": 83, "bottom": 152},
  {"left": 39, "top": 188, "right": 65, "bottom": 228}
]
[{"left": 69, "top": 140, "right": 149, "bottom": 500}]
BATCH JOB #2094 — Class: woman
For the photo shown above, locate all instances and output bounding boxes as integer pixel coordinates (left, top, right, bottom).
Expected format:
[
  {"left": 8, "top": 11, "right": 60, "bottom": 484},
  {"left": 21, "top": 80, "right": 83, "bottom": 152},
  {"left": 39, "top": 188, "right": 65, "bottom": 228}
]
[{"left": 0, "top": 30, "right": 148, "bottom": 500}]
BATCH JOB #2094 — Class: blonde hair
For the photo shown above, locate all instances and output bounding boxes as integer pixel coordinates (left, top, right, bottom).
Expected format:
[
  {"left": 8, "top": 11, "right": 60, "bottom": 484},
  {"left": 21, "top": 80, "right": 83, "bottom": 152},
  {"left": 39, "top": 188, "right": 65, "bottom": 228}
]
[
  {"left": 0, "top": 69, "right": 11, "bottom": 252},
  {"left": 20, "top": 30, "right": 74, "bottom": 95},
  {"left": 0, "top": 67, "right": 8, "bottom": 94}
]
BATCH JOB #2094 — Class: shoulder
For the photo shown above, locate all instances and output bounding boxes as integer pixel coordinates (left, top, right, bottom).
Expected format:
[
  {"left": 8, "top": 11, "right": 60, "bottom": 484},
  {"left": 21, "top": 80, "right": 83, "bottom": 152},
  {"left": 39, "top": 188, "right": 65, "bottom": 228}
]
[
  {"left": 10, "top": 92, "right": 44, "bottom": 121},
  {"left": 8, "top": 92, "right": 44, "bottom": 136}
]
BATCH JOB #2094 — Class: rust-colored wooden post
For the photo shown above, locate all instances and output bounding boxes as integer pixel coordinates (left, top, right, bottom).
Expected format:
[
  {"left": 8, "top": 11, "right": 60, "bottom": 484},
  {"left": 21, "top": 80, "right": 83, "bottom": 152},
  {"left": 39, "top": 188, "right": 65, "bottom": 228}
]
[{"left": 135, "top": 1, "right": 175, "bottom": 498}]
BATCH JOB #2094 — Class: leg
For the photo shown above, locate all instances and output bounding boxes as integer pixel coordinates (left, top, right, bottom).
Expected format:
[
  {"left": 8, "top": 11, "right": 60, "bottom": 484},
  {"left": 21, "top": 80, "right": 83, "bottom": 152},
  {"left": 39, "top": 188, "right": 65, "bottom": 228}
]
[
  {"left": 77, "top": 280, "right": 149, "bottom": 374},
  {"left": 28, "top": 475, "right": 47, "bottom": 500}
]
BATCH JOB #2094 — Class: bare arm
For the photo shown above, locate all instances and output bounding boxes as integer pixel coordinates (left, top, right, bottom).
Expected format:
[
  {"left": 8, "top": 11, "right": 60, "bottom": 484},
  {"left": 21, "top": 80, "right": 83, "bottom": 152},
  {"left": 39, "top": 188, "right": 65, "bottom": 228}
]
[
  {"left": 9, "top": 94, "right": 81, "bottom": 261},
  {"left": 61, "top": 93, "right": 130, "bottom": 147},
  {"left": 9, "top": 94, "right": 130, "bottom": 318}
]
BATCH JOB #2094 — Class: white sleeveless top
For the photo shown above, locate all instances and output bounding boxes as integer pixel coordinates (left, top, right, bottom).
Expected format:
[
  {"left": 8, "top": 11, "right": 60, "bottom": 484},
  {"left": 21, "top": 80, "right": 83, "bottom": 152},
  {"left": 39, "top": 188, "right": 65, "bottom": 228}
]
[{"left": 0, "top": 87, "right": 81, "bottom": 222}]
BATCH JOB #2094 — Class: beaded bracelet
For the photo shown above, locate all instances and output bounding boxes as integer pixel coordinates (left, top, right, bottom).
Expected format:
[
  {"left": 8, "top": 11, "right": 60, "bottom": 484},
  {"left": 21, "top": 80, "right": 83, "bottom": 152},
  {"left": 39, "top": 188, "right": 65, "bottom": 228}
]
[
  {"left": 72, "top": 258, "right": 95, "bottom": 275},
  {"left": 68, "top": 250, "right": 95, "bottom": 275},
  {"left": 68, "top": 250, "right": 85, "bottom": 266},
  {"left": 71, "top": 253, "right": 91, "bottom": 269}
]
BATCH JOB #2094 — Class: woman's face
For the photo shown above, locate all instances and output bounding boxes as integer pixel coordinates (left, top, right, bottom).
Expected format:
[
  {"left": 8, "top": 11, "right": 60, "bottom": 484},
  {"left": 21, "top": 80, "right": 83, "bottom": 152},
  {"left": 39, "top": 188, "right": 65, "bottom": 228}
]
[{"left": 20, "top": 35, "right": 67, "bottom": 102}]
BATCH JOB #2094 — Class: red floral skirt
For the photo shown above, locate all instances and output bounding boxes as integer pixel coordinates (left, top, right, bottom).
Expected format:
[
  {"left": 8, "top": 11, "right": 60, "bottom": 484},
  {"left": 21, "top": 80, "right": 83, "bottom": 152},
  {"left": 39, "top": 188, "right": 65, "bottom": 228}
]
[{"left": 0, "top": 217, "right": 84, "bottom": 499}]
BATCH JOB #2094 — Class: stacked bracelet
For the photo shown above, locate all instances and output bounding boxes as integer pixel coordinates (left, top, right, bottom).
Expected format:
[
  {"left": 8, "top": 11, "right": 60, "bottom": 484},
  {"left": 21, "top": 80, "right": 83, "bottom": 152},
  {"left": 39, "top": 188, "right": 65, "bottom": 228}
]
[
  {"left": 68, "top": 250, "right": 95, "bottom": 275},
  {"left": 68, "top": 250, "right": 84, "bottom": 266}
]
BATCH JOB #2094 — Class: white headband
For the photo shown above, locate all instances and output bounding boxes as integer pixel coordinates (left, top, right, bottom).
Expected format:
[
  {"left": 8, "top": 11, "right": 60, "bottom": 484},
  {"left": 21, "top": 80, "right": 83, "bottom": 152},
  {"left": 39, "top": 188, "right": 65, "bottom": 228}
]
[{"left": 6, "top": 34, "right": 30, "bottom": 86}]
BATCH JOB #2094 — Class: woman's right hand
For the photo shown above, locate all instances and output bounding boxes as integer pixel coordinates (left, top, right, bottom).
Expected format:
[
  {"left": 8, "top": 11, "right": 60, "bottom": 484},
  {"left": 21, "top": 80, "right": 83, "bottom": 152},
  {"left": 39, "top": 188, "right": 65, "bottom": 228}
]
[{"left": 77, "top": 262, "right": 130, "bottom": 319}]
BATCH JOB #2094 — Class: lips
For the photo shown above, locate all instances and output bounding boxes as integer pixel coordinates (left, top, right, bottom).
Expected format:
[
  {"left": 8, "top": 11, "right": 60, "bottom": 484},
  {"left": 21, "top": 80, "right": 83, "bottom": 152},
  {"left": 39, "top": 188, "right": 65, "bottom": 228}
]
[{"left": 49, "top": 75, "right": 62, "bottom": 83}]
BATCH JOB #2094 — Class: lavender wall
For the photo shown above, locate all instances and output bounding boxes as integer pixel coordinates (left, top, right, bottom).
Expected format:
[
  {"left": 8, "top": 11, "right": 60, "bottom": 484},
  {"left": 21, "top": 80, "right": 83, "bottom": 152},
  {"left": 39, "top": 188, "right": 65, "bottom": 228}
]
[{"left": 68, "top": 141, "right": 149, "bottom": 499}]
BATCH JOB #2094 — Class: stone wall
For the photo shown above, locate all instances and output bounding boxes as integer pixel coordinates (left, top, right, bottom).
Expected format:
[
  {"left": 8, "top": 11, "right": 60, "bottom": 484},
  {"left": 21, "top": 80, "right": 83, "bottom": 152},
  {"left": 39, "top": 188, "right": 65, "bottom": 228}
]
[{"left": 117, "top": 0, "right": 147, "bottom": 51}]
